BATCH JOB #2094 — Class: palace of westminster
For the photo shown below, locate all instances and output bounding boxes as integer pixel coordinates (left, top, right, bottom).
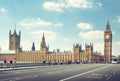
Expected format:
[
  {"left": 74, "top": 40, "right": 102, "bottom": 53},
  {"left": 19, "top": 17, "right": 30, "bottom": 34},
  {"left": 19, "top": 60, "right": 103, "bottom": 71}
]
[{"left": 0, "top": 21, "right": 112, "bottom": 63}]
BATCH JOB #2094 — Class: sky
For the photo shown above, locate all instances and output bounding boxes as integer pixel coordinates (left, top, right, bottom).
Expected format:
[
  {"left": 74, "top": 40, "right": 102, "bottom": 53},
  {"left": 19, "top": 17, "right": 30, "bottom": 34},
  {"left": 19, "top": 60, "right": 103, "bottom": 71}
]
[{"left": 0, "top": 0, "right": 120, "bottom": 56}]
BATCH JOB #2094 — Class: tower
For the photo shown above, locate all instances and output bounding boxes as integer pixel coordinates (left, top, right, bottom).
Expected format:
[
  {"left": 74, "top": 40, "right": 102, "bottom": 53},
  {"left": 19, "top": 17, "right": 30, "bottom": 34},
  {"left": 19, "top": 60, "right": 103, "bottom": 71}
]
[
  {"left": 31, "top": 42, "right": 35, "bottom": 51},
  {"left": 40, "top": 33, "right": 46, "bottom": 49},
  {"left": 40, "top": 33, "right": 48, "bottom": 54},
  {"left": 73, "top": 43, "right": 81, "bottom": 62},
  {"left": 104, "top": 20, "right": 112, "bottom": 63},
  {"left": 9, "top": 28, "right": 21, "bottom": 50},
  {"left": 85, "top": 43, "right": 93, "bottom": 62}
]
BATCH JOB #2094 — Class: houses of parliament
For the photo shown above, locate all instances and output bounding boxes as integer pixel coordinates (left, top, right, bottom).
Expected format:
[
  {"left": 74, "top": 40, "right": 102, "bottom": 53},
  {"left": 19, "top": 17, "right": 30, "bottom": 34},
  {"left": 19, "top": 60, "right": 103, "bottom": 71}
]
[{"left": 0, "top": 21, "right": 112, "bottom": 63}]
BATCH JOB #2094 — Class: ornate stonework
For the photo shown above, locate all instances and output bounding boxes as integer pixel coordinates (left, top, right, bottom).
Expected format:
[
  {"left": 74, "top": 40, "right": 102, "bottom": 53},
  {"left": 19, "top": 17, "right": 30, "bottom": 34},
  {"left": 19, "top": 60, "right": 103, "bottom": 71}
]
[
  {"left": 0, "top": 27, "right": 105, "bottom": 63},
  {"left": 104, "top": 20, "right": 112, "bottom": 63}
]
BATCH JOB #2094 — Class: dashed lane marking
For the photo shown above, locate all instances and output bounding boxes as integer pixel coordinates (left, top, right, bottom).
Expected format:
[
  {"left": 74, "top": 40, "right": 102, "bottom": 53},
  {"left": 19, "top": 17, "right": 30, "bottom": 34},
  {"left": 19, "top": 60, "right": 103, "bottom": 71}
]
[{"left": 106, "top": 75, "right": 112, "bottom": 80}]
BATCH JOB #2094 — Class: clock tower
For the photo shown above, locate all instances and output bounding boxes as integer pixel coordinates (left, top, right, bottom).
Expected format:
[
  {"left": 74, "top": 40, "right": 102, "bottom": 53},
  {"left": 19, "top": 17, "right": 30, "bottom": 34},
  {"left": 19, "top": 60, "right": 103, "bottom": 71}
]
[{"left": 104, "top": 20, "right": 112, "bottom": 63}]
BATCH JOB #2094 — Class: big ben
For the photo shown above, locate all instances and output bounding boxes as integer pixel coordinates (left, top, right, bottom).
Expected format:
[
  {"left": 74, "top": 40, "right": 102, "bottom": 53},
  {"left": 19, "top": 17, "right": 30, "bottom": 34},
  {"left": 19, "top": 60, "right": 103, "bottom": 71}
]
[{"left": 104, "top": 20, "right": 112, "bottom": 63}]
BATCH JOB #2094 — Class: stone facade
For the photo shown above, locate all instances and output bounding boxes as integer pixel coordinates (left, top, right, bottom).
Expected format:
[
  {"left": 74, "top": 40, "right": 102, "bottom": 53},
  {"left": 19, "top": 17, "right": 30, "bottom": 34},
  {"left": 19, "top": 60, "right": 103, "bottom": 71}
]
[
  {"left": 104, "top": 20, "right": 112, "bottom": 63},
  {"left": 1, "top": 23, "right": 111, "bottom": 63}
]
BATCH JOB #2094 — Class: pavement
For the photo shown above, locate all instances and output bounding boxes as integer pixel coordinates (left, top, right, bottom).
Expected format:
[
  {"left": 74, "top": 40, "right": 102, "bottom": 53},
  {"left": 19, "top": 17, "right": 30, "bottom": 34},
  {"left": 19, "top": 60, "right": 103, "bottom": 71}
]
[
  {"left": 0, "top": 65, "right": 47, "bottom": 71},
  {"left": 0, "top": 64, "right": 120, "bottom": 81}
]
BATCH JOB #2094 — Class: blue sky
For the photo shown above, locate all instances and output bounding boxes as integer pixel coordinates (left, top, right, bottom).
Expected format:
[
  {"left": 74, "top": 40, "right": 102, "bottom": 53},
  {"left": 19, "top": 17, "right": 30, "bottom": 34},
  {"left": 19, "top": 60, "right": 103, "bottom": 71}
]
[{"left": 0, "top": 0, "right": 120, "bottom": 56}]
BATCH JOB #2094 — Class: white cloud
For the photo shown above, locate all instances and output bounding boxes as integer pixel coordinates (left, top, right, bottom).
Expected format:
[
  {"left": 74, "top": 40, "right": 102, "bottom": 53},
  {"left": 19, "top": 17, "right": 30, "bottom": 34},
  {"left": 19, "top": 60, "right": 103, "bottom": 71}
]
[
  {"left": 113, "top": 41, "right": 120, "bottom": 56},
  {"left": 31, "top": 30, "right": 57, "bottom": 41},
  {"left": 43, "top": 0, "right": 102, "bottom": 12},
  {"left": 30, "top": 30, "right": 71, "bottom": 51},
  {"left": 78, "top": 30, "right": 104, "bottom": 39},
  {"left": 59, "top": 36, "right": 71, "bottom": 42},
  {"left": 0, "top": 8, "right": 6, "bottom": 13},
  {"left": 43, "top": 1, "right": 65, "bottom": 12},
  {"left": 96, "top": 2, "right": 102, "bottom": 7},
  {"left": 94, "top": 43, "right": 104, "bottom": 54},
  {"left": 0, "top": 40, "right": 8, "bottom": 50},
  {"left": 66, "top": 0, "right": 93, "bottom": 8},
  {"left": 54, "top": 23, "right": 63, "bottom": 27},
  {"left": 63, "top": 38, "right": 71, "bottom": 42},
  {"left": 91, "top": 41, "right": 120, "bottom": 56},
  {"left": 19, "top": 18, "right": 52, "bottom": 28},
  {"left": 77, "top": 22, "right": 92, "bottom": 30},
  {"left": 116, "top": 16, "right": 120, "bottom": 23},
  {"left": 31, "top": 30, "right": 71, "bottom": 41},
  {"left": 114, "top": 41, "right": 120, "bottom": 45},
  {"left": 21, "top": 39, "right": 32, "bottom": 51},
  {"left": 19, "top": 18, "right": 64, "bottom": 29}
]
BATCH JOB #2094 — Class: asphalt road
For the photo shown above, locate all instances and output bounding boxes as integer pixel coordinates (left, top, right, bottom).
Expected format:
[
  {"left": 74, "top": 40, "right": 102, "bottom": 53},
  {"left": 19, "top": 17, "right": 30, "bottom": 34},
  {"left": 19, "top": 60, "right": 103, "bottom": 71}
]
[{"left": 0, "top": 64, "right": 120, "bottom": 81}]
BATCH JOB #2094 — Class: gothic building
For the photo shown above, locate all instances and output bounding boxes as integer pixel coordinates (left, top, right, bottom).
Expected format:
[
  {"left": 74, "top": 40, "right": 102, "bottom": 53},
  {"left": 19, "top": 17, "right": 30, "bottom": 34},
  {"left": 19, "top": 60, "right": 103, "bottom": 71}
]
[
  {"left": 104, "top": 20, "right": 112, "bottom": 63},
  {"left": 0, "top": 21, "right": 112, "bottom": 63}
]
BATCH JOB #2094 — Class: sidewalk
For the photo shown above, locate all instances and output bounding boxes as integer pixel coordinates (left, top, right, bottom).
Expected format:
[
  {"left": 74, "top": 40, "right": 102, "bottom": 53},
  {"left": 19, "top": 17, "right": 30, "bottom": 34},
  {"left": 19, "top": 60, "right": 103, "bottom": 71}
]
[
  {"left": 0, "top": 66, "right": 47, "bottom": 71},
  {"left": 0, "top": 63, "right": 80, "bottom": 71}
]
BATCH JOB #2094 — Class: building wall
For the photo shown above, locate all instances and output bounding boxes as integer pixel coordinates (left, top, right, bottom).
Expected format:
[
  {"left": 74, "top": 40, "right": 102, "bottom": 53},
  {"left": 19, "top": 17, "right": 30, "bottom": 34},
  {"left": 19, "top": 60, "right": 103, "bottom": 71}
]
[
  {"left": 0, "top": 54, "right": 15, "bottom": 62},
  {"left": 0, "top": 50, "right": 103, "bottom": 63},
  {"left": 0, "top": 30, "right": 103, "bottom": 63}
]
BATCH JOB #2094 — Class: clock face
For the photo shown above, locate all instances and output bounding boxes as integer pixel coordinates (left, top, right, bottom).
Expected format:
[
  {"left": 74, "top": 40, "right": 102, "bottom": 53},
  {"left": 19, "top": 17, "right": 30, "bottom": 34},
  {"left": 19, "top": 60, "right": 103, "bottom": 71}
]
[{"left": 106, "top": 35, "right": 109, "bottom": 39}]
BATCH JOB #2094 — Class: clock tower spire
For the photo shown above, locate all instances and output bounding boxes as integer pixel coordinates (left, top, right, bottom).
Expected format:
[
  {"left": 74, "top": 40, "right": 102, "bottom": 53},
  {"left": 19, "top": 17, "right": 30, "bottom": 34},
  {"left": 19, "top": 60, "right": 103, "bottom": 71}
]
[
  {"left": 104, "top": 20, "right": 112, "bottom": 63},
  {"left": 106, "top": 19, "right": 110, "bottom": 31}
]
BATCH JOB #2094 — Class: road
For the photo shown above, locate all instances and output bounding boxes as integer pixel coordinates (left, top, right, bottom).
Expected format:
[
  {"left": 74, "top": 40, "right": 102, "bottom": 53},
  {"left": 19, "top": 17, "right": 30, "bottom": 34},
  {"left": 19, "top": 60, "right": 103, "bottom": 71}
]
[{"left": 0, "top": 64, "right": 120, "bottom": 81}]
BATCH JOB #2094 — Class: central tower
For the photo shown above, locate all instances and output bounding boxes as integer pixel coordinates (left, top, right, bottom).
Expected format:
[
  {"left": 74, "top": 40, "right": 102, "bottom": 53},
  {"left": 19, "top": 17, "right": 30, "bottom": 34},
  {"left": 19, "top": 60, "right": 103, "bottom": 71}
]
[
  {"left": 40, "top": 33, "right": 48, "bottom": 54},
  {"left": 104, "top": 20, "right": 112, "bottom": 63}
]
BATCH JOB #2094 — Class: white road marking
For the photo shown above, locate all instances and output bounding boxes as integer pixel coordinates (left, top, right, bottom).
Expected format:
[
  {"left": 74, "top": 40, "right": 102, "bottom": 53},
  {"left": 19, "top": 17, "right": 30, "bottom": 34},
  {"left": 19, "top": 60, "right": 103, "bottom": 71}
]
[
  {"left": 91, "top": 74, "right": 102, "bottom": 79},
  {"left": 86, "top": 74, "right": 102, "bottom": 79},
  {"left": 113, "top": 72, "right": 116, "bottom": 75},
  {"left": 46, "top": 65, "right": 101, "bottom": 75},
  {"left": 0, "top": 64, "right": 108, "bottom": 81},
  {"left": 16, "top": 77, "right": 20, "bottom": 80},
  {"left": 106, "top": 75, "right": 112, "bottom": 80},
  {"left": 46, "top": 65, "right": 99, "bottom": 74},
  {"left": 59, "top": 65, "right": 109, "bottom": 81},
  {"left": 34, "top": 75, "right": 38, "bottom": 77}
]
